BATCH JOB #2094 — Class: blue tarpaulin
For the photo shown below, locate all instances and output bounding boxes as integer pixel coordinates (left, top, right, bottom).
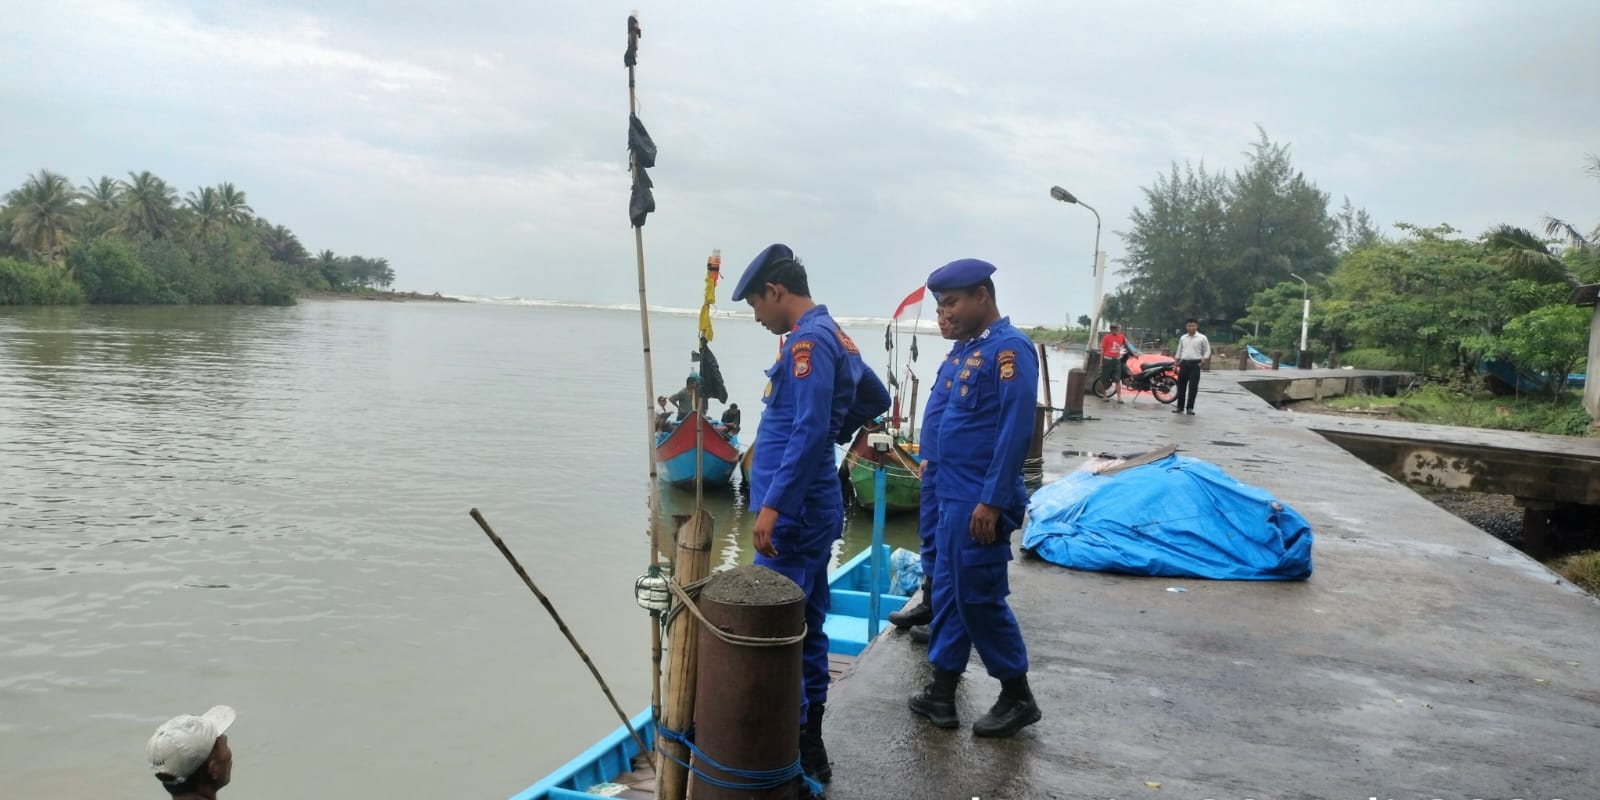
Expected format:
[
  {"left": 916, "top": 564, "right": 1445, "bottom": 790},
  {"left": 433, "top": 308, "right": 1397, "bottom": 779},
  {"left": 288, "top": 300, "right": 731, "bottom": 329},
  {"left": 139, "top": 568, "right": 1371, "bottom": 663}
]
[{"left": 1022, "top": 454, "right": 1313, "bottom": 580}]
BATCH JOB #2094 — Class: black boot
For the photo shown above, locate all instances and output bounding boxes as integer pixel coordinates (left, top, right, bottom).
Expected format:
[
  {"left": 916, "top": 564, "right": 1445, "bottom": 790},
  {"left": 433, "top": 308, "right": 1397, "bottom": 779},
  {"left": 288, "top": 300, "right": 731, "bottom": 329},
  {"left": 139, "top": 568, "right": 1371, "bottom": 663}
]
[
  {"left": 908, "top": 668, "right": 961, "bottom": 729},
  {"left": 909, "top": 624, "right": 929, "bottom": 645},
  {"left": 889, "top": 576, "right": 933, "bottom": 628},
  {"left": 972, "top": 675, "right": 1042, "bottom": 738},
  {"left": 799, "top": 703, "right": 831, "bottom": 783}
]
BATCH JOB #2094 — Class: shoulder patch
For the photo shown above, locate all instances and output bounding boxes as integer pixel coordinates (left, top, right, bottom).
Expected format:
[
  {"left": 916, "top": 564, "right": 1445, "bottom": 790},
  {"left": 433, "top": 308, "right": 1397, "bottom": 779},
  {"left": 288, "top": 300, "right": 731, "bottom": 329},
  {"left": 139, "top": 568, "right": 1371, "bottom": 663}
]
[
  {"left": 790, "top": 339, "right": 814, "bottom": 353},
  {"left": 793, "top": 347, "right": 812, "bottom": 378},
  {"left": 832, "top": 326, "right": 860, "bottom": 354},
  {"left": 998, "top": 349, "right": 1017, "bottom": 381}
]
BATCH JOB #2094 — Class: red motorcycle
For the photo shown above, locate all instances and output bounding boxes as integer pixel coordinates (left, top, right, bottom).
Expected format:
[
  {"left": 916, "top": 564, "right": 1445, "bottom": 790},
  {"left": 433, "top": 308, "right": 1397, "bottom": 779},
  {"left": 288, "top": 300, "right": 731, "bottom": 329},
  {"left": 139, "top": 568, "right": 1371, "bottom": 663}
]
[{"left": 1092, "top": 351, "right": 1179, "bottom": 404}]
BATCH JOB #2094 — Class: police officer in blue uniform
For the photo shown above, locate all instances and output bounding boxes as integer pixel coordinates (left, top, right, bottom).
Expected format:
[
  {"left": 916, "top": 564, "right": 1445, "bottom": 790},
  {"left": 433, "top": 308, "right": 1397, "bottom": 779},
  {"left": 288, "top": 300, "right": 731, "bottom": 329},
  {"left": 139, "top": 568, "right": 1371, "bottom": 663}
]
[
  {"left": 888, "top": 301, "right": 961, "bottom": 643},
  {"left": 732, "top": 243, "right": 890, "bottom": 783},
  {"left": 907, "top": 258, "right": 1043, "bottom": 738}
]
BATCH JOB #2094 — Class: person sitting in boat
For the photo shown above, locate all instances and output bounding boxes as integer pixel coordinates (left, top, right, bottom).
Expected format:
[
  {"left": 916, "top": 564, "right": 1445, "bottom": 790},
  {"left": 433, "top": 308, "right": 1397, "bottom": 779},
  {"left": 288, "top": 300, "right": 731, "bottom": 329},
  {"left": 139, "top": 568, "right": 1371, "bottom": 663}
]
[
  {"left": 655, "top": 396, "right": 674, "bottom": 432},
  {"left": 720, "top": 402, "right": 741, "bottom": 436}
]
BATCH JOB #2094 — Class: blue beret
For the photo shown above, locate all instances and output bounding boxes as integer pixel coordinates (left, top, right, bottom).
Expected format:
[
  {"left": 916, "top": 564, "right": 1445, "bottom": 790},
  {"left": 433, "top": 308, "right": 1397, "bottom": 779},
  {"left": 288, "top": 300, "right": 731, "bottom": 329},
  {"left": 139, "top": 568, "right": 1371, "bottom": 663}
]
[
  {"left": 732, "top": 243, "right": 794, "bottom": 301},
  {"left": 925, "top": 258, "right": 996, "bottom": 292}
]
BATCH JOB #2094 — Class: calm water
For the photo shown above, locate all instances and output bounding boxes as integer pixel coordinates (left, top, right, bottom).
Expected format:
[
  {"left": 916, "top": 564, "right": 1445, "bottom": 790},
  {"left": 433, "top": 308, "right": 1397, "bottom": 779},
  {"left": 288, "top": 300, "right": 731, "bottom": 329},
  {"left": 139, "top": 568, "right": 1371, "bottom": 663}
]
[{"left": 0, "top": 299, "right": 1077, "bottom": 799}]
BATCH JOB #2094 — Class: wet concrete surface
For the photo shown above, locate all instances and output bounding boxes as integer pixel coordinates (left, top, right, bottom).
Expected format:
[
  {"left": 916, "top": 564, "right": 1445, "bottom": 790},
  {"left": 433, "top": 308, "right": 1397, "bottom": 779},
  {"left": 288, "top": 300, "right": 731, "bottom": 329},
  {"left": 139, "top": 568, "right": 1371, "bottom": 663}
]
[{"left": 821, "top": 371, "right": 1600, "bottom": 800}]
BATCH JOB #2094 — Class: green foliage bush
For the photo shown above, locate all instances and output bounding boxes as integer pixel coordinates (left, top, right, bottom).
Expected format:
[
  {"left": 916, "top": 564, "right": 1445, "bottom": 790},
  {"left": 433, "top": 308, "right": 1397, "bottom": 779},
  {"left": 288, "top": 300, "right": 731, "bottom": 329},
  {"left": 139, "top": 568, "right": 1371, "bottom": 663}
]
[{"left": 0, "top": 257, "right": 86, "bottom": 305}]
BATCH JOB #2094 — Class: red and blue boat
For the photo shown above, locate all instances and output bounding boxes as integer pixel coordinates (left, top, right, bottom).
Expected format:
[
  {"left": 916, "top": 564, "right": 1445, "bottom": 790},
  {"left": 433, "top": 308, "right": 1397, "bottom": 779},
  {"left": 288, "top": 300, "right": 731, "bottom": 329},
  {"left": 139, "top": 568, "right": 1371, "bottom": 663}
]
[{"left": 654, "top": 415, "right": 741, "bottom": 489}]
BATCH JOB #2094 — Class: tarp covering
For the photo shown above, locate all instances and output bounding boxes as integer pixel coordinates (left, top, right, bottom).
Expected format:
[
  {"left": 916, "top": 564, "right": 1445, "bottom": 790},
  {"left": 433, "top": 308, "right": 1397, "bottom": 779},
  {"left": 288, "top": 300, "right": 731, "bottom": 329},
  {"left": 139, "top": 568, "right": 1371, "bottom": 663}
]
[{"left": 1021, "top": 453, "right": 1313, "bottom": 580}]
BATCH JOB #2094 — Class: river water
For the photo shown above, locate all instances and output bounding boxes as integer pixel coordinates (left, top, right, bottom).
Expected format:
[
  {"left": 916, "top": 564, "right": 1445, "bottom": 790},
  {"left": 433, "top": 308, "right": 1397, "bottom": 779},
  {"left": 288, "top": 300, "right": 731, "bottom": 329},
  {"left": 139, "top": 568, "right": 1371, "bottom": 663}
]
[{"left": 0, "top": 299, "right": 1079, "bottom": 799}]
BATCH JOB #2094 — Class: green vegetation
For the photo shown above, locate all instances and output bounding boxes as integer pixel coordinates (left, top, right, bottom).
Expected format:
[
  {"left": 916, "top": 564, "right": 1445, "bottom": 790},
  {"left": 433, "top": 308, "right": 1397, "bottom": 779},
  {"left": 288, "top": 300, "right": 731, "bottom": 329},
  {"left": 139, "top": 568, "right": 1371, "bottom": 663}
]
[
  {"left": 1115, "top": 137, "right": 1595, "bottom": 434},
  {"left": 1, "top": 168, "right": 396, "bottom": 306},
  {"left": 1322, "top": 385, "right": 1593, "bottom": 437},
  {"left": 1024, "top": 326, "right": 1090, "bottom": 347}
]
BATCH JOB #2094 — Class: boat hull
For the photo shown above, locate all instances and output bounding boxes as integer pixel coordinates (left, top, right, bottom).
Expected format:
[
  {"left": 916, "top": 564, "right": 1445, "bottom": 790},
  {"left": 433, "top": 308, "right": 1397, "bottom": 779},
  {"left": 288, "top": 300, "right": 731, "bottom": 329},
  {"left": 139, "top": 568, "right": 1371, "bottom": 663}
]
[
  {"left": 654, "top": 417, "right": 740, "bottom": 489},
  {"left": 842, "top": 428, "right": 920, "bottom": 513}
]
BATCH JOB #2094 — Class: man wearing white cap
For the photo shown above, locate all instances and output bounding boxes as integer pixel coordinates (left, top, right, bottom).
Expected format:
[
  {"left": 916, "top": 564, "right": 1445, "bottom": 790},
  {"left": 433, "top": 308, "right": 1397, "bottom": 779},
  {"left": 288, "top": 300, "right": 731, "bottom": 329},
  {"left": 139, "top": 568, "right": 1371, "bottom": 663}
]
[{"left": 147, "top": 705, "right": 235, "bottom": 798}]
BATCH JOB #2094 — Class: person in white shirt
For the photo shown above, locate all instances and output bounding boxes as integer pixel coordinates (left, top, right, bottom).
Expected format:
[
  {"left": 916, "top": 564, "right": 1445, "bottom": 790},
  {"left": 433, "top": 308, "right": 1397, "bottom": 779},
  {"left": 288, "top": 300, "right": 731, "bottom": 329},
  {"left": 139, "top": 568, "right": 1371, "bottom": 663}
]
[{"left": 1172, "top": 318, "right": 1211, "bottom": 415}]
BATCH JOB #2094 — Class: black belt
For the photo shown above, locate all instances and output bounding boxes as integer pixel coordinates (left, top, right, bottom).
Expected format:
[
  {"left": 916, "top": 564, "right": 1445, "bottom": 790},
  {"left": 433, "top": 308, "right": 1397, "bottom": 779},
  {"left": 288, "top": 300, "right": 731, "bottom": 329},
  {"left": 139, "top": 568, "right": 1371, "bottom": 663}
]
[{"left": 1180, "top": 359, "right": 1202, "bottom": 363}]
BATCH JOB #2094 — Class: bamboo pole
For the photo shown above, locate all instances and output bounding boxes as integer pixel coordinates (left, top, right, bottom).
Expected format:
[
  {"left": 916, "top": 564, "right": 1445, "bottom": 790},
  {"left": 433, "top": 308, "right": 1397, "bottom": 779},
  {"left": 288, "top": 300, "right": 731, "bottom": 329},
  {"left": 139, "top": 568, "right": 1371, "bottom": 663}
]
[
  {"left": 625, "top": 10, "right": 666, "bottom": 742},
  {"left": 657, "top": 510, "right": 714, "bottom": 800},
  {"left": 469, "top": 509, "right": 648, "bottom": 754}
]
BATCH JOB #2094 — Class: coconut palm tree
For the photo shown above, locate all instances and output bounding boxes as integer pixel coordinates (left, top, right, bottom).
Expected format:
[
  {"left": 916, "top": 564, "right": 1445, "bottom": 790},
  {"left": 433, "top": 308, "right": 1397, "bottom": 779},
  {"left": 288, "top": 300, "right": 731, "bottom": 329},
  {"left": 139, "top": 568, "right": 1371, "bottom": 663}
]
[
  {"left": 3, "top": 169, "right": 79, "bottom": 263},
  {"left": 185, "top": 186, "right": 225, "bottom": 240},
  {"left": 1483, "top": 225, "right": 1575, "bottom": 287},
  {"left": 1543, "top": 154, "right": 1599, "bottom": 284},
  {"left": 215, "top": 182, "right": 254, "bottom": 227},
  {"left": 117, "top": 170, "right": 179, "bottom": 239},
  {"left": 79, "top": 176, "right": 122, "bottom": 239},
  {"left": 255, "top": 220, "right": 307, "bottom": 266}
]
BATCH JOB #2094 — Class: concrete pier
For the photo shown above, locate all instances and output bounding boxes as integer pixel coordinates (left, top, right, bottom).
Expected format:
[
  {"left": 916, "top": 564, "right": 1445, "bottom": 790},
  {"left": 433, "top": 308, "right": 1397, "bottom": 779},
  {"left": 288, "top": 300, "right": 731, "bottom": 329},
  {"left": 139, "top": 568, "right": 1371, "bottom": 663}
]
[{"left": 820, "top": 371, "right": 1600, "bottom": 800}]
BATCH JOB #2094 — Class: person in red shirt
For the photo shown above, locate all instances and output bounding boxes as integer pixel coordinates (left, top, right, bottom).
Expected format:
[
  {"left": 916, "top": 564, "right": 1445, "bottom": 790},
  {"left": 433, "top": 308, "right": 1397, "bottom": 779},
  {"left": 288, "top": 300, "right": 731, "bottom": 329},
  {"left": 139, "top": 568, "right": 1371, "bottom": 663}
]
[{"left": 1098, "top": 324, "right": 1140, "bottom": 402}]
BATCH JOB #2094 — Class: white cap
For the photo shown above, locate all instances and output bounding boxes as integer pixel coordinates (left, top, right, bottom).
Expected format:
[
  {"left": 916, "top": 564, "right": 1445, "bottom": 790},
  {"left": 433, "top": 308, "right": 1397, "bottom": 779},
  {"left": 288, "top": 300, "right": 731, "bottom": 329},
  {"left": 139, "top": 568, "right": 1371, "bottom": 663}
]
[{"left": 148, "top": 705, "right": 236, "bottom": 783}]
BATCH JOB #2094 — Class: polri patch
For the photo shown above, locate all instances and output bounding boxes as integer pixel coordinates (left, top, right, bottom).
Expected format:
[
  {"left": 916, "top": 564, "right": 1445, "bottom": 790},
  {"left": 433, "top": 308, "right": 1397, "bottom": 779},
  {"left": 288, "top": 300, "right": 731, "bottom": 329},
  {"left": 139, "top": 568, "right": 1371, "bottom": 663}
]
[
  {"left": 792, "top": 340, "right": 814, "bottom": 378},
  {"left": 998, "top": 349, "right": 1017, "bottom": 381},
  {"left": 833, "top": 326, "right": 860, "bottom": 354}
]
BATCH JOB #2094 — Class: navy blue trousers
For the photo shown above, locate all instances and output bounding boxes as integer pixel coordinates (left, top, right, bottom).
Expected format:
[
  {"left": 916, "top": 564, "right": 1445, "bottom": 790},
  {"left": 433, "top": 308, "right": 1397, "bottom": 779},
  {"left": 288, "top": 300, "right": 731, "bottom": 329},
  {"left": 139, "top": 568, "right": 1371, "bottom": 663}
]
[
  {"left": 754, "top": 508, "right": 840, "bottom": 725},
  {"left": 926, "top": 499, "right": 1029, "bottom": 681},
  {"left": 917, "top": 464, "right": 939, "bottom": 578}
]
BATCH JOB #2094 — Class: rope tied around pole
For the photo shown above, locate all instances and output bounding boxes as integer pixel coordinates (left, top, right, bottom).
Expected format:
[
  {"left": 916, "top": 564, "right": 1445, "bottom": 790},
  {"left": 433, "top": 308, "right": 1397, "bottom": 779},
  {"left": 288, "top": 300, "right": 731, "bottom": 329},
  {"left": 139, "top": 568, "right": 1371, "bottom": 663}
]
[
  {"left": 653, "top": 723, "right": 823, "bottom": 796},
  {"left": 664, "top": 575, "right": 808, "bottom": 648}
]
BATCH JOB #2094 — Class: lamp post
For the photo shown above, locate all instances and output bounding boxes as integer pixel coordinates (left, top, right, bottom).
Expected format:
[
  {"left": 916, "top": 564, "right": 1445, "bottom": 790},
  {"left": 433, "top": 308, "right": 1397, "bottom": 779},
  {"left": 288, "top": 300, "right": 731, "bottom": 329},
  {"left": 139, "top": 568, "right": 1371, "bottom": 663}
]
[
  {"left": 1289, "top": 272, "right": 1309, "bottom": 364},
  {"left": 1049, "top": 185, "right": 1103, "bottom": 351}
]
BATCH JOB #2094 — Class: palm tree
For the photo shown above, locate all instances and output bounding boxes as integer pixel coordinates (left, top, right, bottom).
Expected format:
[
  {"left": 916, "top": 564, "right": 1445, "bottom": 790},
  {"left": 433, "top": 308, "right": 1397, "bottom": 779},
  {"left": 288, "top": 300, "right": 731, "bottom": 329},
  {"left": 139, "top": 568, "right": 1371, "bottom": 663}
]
[
  {"left": 215, "top": 182, "right": 254, "bottom": 227},
  {"left": 255, "top": 220, "right": 307, "bottom": 266},
  {"left": 117, "top": 170, "right": 179, "bottom": 239},
  {"left": 1483, "top": 225, "right": 1575, "bottom": 287},
  {"left": 185, "top": 186, "right": 225, "bottom": 240},
  {"left": 1543, "top": 154, "right": 1599, "bottom": 284},
  {"left": 3, "top": 169, "right": 79, "bottom": 263},
  {"left": 79, "top": 176, "right": 122, "bottom": 239}
]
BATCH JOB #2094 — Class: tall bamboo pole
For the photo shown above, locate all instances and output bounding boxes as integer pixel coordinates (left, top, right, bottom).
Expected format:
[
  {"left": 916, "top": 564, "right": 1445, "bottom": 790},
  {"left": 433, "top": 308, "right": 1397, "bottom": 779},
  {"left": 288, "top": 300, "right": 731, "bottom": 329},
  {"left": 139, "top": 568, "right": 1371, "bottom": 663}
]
[{"left": 625, "top": 10, "right": 665, "bottom": 746}]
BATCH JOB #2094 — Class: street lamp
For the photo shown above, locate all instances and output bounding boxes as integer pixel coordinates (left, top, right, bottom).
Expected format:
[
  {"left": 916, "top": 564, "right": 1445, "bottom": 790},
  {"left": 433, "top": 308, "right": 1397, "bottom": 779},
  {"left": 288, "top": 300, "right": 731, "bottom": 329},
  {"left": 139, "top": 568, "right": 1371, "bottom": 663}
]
[
  {"left": 1049, "top": 185, "right": 1104, "bottom": 350},
  {"left": 1289, "top": 272, "right": 1309, "bottom": 363}
]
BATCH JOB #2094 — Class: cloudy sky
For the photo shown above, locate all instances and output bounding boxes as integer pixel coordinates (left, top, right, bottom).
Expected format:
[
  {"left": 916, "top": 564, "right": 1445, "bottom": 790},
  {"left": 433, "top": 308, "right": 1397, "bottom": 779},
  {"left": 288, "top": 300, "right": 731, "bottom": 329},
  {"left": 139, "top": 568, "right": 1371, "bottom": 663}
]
[{"left": 4, "top": 0, "right": 1597, "bottom": 325}]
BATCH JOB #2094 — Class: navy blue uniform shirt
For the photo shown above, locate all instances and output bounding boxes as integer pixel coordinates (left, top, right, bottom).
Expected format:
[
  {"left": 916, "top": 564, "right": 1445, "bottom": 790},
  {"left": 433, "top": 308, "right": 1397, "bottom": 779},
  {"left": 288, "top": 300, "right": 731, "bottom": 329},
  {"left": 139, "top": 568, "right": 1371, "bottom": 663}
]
[
  {"left": 749, "top": 305, "right": 887, "bottom": 521},
  {"left": 918, "top": 341, "right": 964, "bottom": 465},
  {"left": 932, "top": 317, "right": 1038, "bottom": 509}
]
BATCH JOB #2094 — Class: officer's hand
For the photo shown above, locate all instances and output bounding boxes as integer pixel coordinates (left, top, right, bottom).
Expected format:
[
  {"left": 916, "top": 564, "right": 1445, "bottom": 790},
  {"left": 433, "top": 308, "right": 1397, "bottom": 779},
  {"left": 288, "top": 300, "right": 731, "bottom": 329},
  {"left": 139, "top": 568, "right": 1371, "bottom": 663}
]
[
  {"left": 753, "top": 506, "right": 780, "bottom": 558},
  {"left": 970, "top": 503, "right": 1000, "bottom": 545}
]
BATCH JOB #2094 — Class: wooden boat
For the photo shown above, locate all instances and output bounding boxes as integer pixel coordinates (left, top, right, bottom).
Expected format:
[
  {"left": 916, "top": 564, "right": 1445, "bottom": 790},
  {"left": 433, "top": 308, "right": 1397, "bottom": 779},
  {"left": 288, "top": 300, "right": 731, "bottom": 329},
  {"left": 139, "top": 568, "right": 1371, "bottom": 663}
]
[
  {"left": 508, "top": 543, "right": 911, "bottom": 800},
  {"left": 841, "top": 427, "right": 921, "bottom": 513},
  {"left": 654, "top": 415, "right": 740, "bottom": 489},
  {"left": 1245, "top": 344, "right": 1298, "bottom": 370}
]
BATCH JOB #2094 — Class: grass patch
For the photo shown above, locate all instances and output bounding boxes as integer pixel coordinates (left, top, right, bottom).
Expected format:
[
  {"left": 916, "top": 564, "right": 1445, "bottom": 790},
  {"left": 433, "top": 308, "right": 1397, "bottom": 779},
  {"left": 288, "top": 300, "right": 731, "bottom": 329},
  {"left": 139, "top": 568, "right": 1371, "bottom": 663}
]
[
  {"left": 1551, "top": 550, "right": 1600, "bottom": 596},
  {"left": 1320, "top": 385, "right": 1594, "bottom": 436}
]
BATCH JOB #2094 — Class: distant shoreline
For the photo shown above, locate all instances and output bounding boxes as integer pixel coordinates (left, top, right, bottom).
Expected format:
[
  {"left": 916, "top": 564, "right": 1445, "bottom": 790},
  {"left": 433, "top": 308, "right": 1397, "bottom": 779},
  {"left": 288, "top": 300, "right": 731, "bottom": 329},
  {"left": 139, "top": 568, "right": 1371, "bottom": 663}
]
[{"left": 298, "top": 290, "right": 465, "bottom": 303}]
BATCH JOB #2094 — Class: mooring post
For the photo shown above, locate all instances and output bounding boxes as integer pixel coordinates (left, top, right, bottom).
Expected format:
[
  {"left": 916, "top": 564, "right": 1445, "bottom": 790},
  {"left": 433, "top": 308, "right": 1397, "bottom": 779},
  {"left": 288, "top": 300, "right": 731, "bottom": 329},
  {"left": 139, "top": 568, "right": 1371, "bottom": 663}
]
[
  {"left": 658, "top": 510, "right": 714, "bottom": 800},
  {"left": 690, "top": 565, "right": 805, "bottom": 800},
  {"left": 1064, "top": 367, "right": 1085, "bottom": 420}
]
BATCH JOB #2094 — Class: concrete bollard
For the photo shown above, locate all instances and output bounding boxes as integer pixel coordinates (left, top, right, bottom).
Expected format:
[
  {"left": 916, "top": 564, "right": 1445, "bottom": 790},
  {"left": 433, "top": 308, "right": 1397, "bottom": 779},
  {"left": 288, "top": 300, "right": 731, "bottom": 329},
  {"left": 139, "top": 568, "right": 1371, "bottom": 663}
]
[
  {"left": 1064, "top": 367, "right": 1086, "bottom": 420},
  {"left": 690, "top": 564, "right": 805, "bottom": 800},
  {"left": 1238, "top": 349, "right": 1249, "bottom": 370}
]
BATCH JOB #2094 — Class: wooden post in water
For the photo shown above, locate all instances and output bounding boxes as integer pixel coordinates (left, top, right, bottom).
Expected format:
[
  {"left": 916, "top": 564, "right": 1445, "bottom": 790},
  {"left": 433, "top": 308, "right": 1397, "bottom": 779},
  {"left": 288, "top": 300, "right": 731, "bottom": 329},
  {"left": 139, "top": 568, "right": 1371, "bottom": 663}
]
[
  {"left": 691, "top": 565, "right": 805, "bottom": 800},
  {"left": 657, "top": 510, "right": 714, "bottom": 800}
]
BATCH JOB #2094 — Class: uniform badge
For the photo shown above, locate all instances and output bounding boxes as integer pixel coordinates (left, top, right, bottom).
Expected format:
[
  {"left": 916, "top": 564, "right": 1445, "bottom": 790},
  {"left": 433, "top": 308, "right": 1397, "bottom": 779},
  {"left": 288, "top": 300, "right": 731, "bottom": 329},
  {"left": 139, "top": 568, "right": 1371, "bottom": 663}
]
[
  {"left": 960, "top": 384, "right": 969, "bottom": 397},
  {"left": 764, "top": 380, "right": 773, "bottom": 398},
  {"left": 999, "top": 350, "right": 1017, "bottom": 381},
  {"left": 833, "top": 326, "right": 860, "bottom": 354},
  {"left": 791, "top": 340, "right": 814, "bottom": 378},
  {"left": 944, "top": 379, "right": 952, "bottom": 390},
  {"left": 965, "top": 356, "right": 984, "bottom": 368},
  {"left": 959, "top": 368, "right": 971, "bottom": 380}
]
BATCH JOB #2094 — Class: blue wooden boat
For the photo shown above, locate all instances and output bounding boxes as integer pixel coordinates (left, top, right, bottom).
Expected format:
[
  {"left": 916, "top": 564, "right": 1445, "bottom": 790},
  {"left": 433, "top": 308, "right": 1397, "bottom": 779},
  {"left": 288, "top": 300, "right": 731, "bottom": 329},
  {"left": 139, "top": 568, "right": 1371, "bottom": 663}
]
[
  {"left": 654, "top": 415, "right": 741, "bottom": 489},
  {"left": 1245, "top": 344, "right": 1298, "bottom": 369},
  {"left": 508, "top": 544, "right": 911, "bottom": 799}
]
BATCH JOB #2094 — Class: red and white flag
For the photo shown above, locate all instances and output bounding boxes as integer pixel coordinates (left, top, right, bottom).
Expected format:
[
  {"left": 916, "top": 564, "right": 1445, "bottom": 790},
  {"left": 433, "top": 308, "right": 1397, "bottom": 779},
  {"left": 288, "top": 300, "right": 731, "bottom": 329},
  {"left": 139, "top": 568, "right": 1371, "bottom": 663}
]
[{"left": 892, "top": 284, "right": 926, "bottom": 322}]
